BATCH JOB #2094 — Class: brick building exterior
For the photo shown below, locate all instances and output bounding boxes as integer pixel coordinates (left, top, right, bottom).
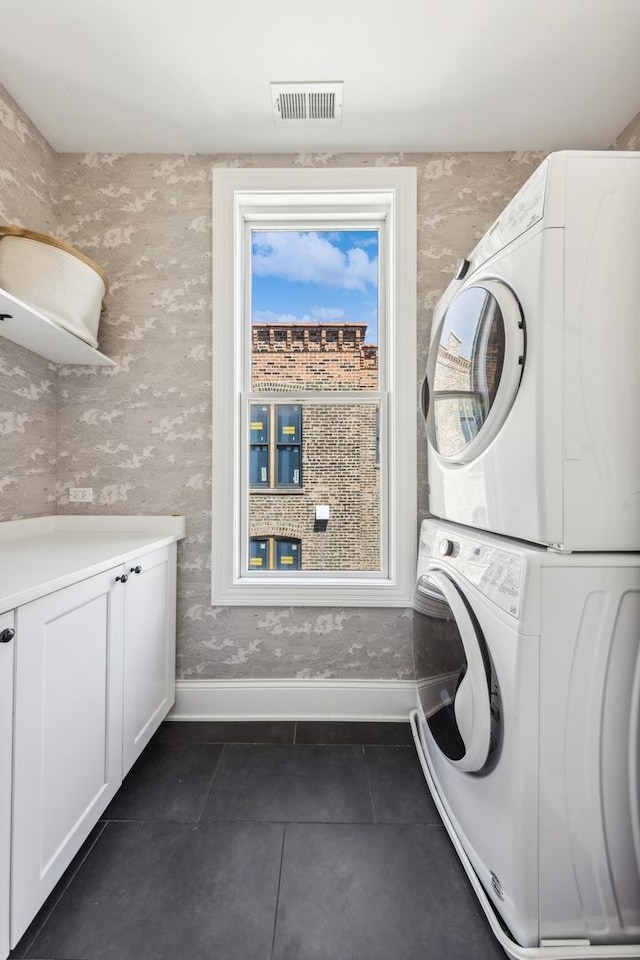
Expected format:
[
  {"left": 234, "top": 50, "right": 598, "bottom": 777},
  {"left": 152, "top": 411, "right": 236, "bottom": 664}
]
[
  {"left": 431, "top": 331, "right": 473, "bottom": 457},
  {"left": 251, "top": 322, "right": 378, "bottom": 392},
  {"left": 431, "top": 303, "right": 504, "bottom": 457},
  {"left": 249, "top": 322, "right": 380, "bottom": 571}
]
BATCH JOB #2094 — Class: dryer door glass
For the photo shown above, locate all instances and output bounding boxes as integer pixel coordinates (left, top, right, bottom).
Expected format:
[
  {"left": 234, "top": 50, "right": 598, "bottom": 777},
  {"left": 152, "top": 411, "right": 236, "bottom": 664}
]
[
  {"left": 426, "top": 281, "right": 524, "bottom": 464},
  {"left": 413, "top": 570, "right": 497, "bottom": 773}
]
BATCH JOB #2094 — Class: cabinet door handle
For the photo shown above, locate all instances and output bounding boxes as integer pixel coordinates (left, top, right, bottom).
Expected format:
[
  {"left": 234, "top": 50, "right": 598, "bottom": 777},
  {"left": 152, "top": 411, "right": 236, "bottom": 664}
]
[
  {"left": 115, "top": 574, "right": 129, "bottom": 584},
  {"left": 0, "top": 627, "right": 14, "bottom": 643},
  {"left": 130, "top": 565, "right": 142, "bottom": 574}
]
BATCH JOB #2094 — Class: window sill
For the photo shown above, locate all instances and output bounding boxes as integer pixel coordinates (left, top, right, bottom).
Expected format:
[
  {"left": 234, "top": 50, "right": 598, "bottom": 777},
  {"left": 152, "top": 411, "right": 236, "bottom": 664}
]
[
  {"left": 212, "top": 573, "right": 415, "bottom": 607},
  {"left": 249, "top": 488, "right": 305, "bottom": 495}
]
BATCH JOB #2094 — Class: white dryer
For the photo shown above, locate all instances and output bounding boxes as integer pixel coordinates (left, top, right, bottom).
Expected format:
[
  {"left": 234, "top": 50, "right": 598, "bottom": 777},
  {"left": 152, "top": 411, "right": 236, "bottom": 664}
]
[
  {"left": 411, "top": 519, "right": 640, "bottom": 959},
  {"left": 422, "top": 150, "right": 640, "bottom": 551}
]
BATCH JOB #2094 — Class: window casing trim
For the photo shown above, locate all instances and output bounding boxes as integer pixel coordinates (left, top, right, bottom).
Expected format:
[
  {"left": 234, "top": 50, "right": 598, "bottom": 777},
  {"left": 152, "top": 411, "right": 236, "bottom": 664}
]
[{"left": 212, "top": 167, "right": 417, "bottom": 606}]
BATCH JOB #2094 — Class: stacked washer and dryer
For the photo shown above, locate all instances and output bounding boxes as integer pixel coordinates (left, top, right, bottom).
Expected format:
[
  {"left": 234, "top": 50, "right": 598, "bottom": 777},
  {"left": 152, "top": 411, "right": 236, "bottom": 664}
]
[{"left": 411, "top": 151, "right": 640, "bottom": 960}]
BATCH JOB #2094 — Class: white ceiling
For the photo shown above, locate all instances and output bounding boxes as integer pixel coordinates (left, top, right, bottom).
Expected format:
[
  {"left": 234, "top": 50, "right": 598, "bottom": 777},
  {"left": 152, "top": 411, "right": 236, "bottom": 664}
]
[{"left": 1, "top": 0, "right": 639, "bottom": 154}]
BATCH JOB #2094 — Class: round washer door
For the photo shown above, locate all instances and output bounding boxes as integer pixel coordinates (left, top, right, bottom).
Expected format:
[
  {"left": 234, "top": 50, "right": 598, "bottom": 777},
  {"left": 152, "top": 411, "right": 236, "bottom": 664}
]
[
  {"left": 416, "top": 569, "right": 492, "bottom": 773},
  {"left": 426, "top": 280, "right": 525, "bottom": 464}
]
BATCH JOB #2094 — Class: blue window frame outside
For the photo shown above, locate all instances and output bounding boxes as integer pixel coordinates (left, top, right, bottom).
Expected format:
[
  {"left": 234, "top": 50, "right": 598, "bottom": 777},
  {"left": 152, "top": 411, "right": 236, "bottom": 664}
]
[{"left": 250, "top": 403, "right": 302, "bottom": 490}]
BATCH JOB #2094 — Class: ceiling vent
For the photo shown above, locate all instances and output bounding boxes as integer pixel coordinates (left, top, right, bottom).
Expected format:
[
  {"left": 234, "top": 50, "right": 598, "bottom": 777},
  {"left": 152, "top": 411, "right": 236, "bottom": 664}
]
[{"left": 271, "top": 82, "right": 343, "bottom": 126}]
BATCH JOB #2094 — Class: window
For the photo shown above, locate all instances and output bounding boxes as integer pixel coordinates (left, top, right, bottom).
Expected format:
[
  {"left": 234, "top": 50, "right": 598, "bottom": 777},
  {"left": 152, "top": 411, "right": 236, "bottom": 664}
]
[
  {"left": 250, "top": 537, "right": 301, "bottom": 570},
  {"left": 250, "top": 404, "right": 302, "bottom": 489},
  {"left": 212, "top": 167, "right": 417, "bottom": 605}
]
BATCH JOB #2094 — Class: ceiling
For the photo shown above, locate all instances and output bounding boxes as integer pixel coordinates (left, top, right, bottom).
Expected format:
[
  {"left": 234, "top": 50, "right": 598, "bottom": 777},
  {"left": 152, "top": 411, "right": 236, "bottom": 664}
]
[{"left": 1, "top": 0, "right": 639, "bottom": 154}]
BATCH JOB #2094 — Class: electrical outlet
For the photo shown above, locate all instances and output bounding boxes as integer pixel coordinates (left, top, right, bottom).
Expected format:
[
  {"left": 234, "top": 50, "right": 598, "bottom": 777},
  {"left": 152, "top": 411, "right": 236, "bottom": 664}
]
[{"left": 69, "top": 487, "right": 94, "bottom": 503}]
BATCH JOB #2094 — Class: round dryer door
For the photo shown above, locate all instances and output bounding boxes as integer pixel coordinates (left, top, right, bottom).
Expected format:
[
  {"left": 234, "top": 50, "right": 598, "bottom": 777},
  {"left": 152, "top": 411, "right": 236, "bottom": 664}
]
[
  {"left": 425, "top": 280, "right": 525, "bottom": 464},
  {"left": 416, "top": 569, "right": 493, "bottom": 773}
]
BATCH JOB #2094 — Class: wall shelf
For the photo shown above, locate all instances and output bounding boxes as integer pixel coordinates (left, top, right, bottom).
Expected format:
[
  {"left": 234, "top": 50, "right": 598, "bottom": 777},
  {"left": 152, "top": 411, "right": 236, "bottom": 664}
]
[{"left": 0, "top": 288, "right": 114, "bottom": 366}]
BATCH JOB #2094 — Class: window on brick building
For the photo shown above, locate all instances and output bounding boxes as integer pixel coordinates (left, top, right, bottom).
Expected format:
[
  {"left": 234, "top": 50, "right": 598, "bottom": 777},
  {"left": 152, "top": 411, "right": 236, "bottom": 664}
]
[
  {"left": 212, "top": 167, "right": 416, "bottom": 606},
  {"left": 250, "top": 537, "right": 301, "bottom": 570},
  {"left": 250, "top": 403, "right": 302, "bottom": 489}
]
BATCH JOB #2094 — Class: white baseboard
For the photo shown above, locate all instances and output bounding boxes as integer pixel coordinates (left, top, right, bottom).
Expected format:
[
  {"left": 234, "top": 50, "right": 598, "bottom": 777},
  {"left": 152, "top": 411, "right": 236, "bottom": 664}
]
[{"left": 169, "top": 678, "right": 418, "bottom": 722}]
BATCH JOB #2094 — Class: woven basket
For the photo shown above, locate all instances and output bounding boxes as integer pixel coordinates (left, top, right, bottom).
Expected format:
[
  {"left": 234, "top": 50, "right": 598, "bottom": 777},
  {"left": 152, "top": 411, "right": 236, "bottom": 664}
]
[{"left": 0, "top": 227, "right": 109, "bottom": 348}]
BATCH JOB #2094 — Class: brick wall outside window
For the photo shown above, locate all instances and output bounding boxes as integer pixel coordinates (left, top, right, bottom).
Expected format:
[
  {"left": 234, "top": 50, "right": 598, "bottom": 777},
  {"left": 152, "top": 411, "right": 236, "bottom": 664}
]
[{"left": 250, "top": 322, "right": 381, "bottom": 571}]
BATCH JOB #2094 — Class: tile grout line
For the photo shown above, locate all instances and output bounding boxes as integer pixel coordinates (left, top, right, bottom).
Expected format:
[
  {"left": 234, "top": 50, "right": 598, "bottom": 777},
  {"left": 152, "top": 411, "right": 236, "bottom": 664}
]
[
  {"left": 269, "top": 825, "right": 288, "bottom": 960},
  {"left": 362, "top": 744, "right": 378, "bottom": 825},
  {"left": 15, "top": 820, "right": 109, "bottom": 958},
  {"left": 195, "top": 743, "right": 227, "bottom": 822}
]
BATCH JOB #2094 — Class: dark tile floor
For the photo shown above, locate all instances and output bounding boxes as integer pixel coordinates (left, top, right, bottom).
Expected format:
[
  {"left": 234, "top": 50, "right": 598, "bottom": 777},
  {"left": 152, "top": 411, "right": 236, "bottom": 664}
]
[{"left": 11, "top": 721, "right": 505, "bottom": 960}]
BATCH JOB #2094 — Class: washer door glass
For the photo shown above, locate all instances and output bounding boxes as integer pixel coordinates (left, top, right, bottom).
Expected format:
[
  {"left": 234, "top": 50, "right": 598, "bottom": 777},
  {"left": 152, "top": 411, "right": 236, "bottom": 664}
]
[
  {"left": 414, "top": 570, "right": 493, "bottom": 773},
  {"left": 426, "top": 280, "right": 525, "bottom": 464}
]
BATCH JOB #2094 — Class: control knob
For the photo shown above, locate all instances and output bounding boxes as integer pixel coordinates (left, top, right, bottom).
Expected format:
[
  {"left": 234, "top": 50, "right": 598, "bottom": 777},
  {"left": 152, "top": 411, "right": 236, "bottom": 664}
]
[{"left": 439, "top": 538, "right": 455, "bottom": 557}]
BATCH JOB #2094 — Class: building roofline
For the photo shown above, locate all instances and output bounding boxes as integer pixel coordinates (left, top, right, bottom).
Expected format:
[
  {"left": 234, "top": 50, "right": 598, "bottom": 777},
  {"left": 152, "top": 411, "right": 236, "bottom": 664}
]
[{"left": 252, "top": 321, "right": 368, "bottom": 330}]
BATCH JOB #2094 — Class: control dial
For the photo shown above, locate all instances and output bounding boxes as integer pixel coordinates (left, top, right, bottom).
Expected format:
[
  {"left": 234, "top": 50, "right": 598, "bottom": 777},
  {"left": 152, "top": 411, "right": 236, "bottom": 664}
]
[{"left": 439, "top": 538, "right": 455, "bottom": 557}]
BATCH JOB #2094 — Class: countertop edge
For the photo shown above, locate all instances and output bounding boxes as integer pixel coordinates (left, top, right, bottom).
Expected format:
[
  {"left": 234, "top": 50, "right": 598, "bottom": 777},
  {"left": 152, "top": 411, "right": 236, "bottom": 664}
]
[{"left": 0, "top": 517, "right": 185, "bottom": 614}]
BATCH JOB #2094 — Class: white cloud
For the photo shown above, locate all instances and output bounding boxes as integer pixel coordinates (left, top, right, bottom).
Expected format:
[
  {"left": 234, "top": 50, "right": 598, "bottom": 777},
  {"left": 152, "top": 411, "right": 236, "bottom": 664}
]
[
  {"left": 252, "top": 232, "right": 377, "bottom": 291},
  {"left": 311, "top": 306, "right": 345, "bottom": 320},
  {"left": 351, "top": 235, "right": 378, "bottom": 248},
  {"left": 253, "top": 310, "right": 313, "bottom": 324},
  {"left": 253, "top": 307, "right": 348, "bottom": 325}
]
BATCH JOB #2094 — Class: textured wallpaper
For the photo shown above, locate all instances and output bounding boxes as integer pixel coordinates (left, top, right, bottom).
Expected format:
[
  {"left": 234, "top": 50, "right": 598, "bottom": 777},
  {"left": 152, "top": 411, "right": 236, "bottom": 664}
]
[
  {"left": 0, "top": 85, "right": 58, "bottom": 519},
  {"left": 612, "top": 111, "right": 640, "bottom": 150},
  {"left": 52, "top": 150, "right": 543, "bottom": 680}
]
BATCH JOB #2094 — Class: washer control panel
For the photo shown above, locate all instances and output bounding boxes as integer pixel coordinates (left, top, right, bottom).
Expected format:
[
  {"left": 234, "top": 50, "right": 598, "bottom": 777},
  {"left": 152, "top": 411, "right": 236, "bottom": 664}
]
[{"left": 422, "top": 528, "right": 524, "bottom": 619}]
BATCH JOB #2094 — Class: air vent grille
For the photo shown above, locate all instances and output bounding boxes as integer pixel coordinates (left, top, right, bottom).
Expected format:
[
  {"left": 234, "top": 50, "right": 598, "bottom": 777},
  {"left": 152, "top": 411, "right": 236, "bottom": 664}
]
[
  {"left": 310, "top": 92, "right": 335, "bottom": 120},
  {"left": 271, "top": 82, "right": 343, "bottom": 126},
  {"left": 278, "top": 92, "right": 308, "bottom": 121}
]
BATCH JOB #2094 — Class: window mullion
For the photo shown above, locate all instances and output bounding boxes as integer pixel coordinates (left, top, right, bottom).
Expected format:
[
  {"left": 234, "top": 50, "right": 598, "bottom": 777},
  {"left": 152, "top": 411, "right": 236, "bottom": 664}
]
[{"left": 269, "top": 405, "right": 275, "bottom": 490}]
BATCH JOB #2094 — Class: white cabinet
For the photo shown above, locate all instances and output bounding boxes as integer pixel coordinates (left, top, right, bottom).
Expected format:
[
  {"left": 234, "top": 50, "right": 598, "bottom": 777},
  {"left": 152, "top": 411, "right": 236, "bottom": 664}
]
[
  {"left": 122, "top": 544, "right": 176, "bottom": 774},
  {"left": 11, "top": 568, "right": 125, "bottom": 945},
  {"left": 0, "top": 612, "right": 15, "bottom": 960},
  {"left": 6, "top": 539, "right": 178, "bottom": 952}
]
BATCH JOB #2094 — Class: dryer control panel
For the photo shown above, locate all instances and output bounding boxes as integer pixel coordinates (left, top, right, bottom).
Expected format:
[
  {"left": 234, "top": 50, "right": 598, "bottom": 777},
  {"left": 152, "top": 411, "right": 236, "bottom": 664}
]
[
  {"left": 468, "top": 158, "right": 549, "bottom": 272},
  {"left": 423, "top": 529, "right": 525, "bottom": 619}
]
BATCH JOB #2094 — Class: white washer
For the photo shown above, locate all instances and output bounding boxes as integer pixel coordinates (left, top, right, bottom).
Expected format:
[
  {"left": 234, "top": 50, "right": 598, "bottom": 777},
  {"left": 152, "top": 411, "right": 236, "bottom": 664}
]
[
  {"left": 422, "top": 150, "right": 640, "bottom": 552},
  {"left": 411, "top": 519, "right": 640, "bottom": 959}
]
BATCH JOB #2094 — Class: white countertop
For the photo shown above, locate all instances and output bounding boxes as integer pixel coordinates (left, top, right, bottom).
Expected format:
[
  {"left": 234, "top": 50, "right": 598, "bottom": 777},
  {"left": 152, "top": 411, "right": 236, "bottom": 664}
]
[{"left": 0, "top": 516, "right": 185, "bottom": 614}]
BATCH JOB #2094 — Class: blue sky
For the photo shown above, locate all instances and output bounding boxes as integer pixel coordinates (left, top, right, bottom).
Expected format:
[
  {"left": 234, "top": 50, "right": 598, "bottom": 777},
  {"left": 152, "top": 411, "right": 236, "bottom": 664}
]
[{"left": 251, "top": 229, "right": 379, "bottom": 344}]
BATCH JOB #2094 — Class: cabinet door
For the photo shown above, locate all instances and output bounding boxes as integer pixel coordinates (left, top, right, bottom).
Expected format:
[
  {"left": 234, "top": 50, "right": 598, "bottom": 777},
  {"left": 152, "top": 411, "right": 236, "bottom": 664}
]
[
  {"left": 0, "top": 611, "right": 15, "bottom": 960},
  {"left": 11, "top": 569, "right": 124, "bottom": 947},
  {"left": 123, "top": 543, "right": 176, "bottom": 775}
]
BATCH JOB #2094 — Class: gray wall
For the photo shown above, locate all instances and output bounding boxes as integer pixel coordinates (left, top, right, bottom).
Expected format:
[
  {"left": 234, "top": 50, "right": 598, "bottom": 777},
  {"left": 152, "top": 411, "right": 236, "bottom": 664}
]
[
  {"left": 612, "top": 111, "right": 640, "bottom": 149},
  {"left": 52, "top": 151, "right": 542, "bottom": 680},
  {"left": 1, "top": 82, "right": 637, "bottom": 681},
  {"left": 0, "top": 86, "right": 57, "bottom": 518}
]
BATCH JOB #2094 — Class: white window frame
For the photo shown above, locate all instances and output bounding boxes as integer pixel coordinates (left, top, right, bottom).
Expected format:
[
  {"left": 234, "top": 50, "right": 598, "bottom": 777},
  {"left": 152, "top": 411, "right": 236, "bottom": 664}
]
[{"left": 212, "top": 167, "right": 416, "bottom": 606}]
